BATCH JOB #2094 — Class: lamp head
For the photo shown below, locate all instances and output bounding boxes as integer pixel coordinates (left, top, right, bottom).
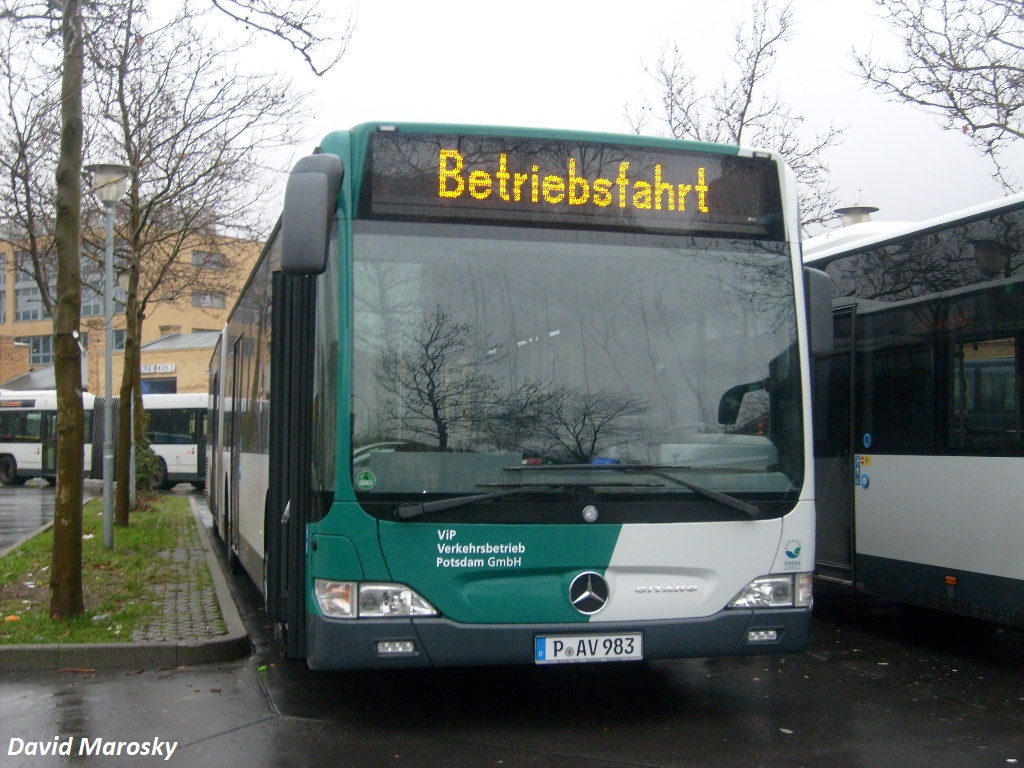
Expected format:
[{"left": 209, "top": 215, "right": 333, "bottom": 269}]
[{"left": 85, "top": 163, "right": 132, "bottom": 204}]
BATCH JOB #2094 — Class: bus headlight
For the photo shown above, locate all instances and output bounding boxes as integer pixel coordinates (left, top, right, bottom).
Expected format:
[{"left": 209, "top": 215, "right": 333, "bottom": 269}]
[
  {"left": 314, "top": 580, "right": 356, "bottom": 618},
  {"left": 314, "top": 580, "right": 439, "bottom": 619},
  {"left": 728, "top": 573, "right": 813, "bottom": 609}
]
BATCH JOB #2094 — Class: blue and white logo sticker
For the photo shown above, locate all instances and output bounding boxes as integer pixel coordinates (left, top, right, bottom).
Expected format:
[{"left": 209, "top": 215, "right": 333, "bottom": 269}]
[{"left": 783, "top": 539, "right": 803, "bottom": 570}]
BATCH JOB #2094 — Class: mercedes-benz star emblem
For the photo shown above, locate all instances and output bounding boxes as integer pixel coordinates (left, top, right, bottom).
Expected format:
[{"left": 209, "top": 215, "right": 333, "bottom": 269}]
[{"left": 569, "top": 572, "right": 610, "bottom": 615}]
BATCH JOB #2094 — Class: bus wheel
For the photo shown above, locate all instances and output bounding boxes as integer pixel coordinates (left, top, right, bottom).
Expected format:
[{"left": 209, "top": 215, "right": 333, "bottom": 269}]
[
  {"left": 0, "top": 455, "right": 19, "bottom": 485},
  {"left": 151, "top": 458, "right": 174, "bottom": 490}
]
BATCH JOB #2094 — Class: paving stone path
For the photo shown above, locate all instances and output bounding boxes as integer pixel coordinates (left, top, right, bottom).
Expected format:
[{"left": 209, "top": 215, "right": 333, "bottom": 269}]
[{"left": 131, "top": 508, "right": 227, "bottom": 643}]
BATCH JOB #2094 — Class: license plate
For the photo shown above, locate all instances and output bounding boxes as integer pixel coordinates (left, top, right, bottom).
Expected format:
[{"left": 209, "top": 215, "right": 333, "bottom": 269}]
[{"left": 535, "top": 632, "right": 643, "bottom": 664}]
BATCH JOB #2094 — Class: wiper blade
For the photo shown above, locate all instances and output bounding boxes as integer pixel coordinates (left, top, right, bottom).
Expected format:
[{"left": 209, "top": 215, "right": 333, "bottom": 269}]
[
  {"left": 648, "top": 472, "right": 761, "bottom": 520},
  {"left": 508, "top": 464, "right": 762, "bottom": 520},
  {"left": 395, "top": 486, "right": 564, "bottom": 520}
]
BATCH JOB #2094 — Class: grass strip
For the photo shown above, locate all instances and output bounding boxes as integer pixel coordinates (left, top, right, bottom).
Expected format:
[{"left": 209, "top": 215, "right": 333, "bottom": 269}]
[{"left": 0, "top": 495, "right": 195, "bottom": 644}]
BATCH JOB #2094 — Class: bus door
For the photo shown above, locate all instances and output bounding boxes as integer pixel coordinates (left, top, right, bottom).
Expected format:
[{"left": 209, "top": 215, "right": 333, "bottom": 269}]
[
  {"left": 813, "top": 304, "right": 857, "bottom": 585},
  {"left": 41, "top": 411, "right": 57, "bottom": 475},
  {"left": 265, "top": 272, "right": 317, "bottom": 658},
  {"left": 196, "top": 409, "right": 208, "bottom": 481},
  {"left": 228, "top": 336, "right": 245, "bottom": 561}
]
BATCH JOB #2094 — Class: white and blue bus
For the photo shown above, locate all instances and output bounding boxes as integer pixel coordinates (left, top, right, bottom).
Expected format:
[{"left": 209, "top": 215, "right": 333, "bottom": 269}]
[
  {"left": 0, "top": 390, "right": 97, "bottom": 485},
  {"left": 143, "top": 393, "right": 208, "bottom": 490},
  {"left": 806, "top": 192, "right": 1024, "bottom": 626},
  {"left": 0, "top": 390, "right": 206, "bottom": 489},
  {"left": 209, "top": 123, "right": 830, "bottom": 669}
]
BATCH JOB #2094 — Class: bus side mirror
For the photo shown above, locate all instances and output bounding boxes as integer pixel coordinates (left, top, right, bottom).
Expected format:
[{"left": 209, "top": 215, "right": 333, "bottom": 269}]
[
  {"left": 281, "top": 154, "right": 345, "bottom": 275},
  {"left": 805, "top": 267, "right": 834, "bottom": 356},
  {"left": 718, "top": 379, "right": 767, "bottom": 425}
]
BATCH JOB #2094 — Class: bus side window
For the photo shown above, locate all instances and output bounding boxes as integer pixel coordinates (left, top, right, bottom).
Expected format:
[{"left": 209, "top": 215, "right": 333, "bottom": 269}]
[{"left": 950, "top": 338, "right": 1019, "bottom": 449}]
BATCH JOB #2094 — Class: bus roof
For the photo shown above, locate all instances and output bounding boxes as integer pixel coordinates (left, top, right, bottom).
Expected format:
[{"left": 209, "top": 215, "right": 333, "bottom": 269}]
[
  {"left": 142, "top": 393, "right": 207, "bottom": 409},
  {"left": 804, "top": 191, "right": 1024, "bottom": 266},
  {"left": 331, "top": 122, "right": 754, "bottom": 159},
  {"left": 0, "top": 390, "right": 97, "bottom": 406}
]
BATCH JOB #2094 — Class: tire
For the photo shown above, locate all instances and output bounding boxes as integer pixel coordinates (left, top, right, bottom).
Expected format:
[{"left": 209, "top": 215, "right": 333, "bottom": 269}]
[
  {"left": 0, "top": 455, "right": 19, "bottom": 485},
  {"left": 151, "top": 457, "right": 175, "bottom": 490}
]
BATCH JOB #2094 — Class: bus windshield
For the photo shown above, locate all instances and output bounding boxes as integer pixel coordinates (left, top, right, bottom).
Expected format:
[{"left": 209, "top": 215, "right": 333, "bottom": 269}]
[{"left": 350, "top": 221, "right": 801, "bottom": 519}]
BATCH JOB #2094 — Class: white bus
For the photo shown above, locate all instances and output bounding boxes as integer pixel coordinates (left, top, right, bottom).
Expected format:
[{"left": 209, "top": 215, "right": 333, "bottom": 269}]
[
  {"left": 142, "top": 392, "right": 207, "bottom": 489},
  {"left": 0, "top": 390, "right": 206, "bottom": 490},
  {"left": 0, "top": 390, "right": 98, "bottom": 485},
  {"left": 805, "top": 192, "right": 1024, "bottom": 625}
]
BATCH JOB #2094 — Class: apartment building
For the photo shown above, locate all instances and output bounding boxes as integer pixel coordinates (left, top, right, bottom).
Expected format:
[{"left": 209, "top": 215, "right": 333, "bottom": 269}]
[{"left": 0, "top": 235, "right": 261, "bottom": 394}]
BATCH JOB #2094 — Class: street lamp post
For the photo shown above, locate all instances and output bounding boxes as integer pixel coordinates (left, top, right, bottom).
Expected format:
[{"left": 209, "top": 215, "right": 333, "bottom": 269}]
[{"left": 85, "top": 163, "right": 131, "bottom": 550}]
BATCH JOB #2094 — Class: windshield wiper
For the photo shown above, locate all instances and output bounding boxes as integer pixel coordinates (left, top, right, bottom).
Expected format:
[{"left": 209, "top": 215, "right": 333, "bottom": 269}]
[
  {"left": 506, "top": 464, "right": 762, "bottom": 520},
  {"left": 395, "top": 485, "right": 565, "bottom": 520},
  {"left": 394, "top": 478, "right": 664, "bottom": 521}
]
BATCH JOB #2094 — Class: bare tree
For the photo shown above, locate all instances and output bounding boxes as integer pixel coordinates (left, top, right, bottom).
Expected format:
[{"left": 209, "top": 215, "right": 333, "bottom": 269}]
[
  {"left": 83, "top": 0, "right": 321, "bottom": 524},
  {"left": 376, "top": 306, "right": 506, "bottom": 451},
  {"left": 210, "top": 0, "right": 351, "bottom": 76},
  {"left": 0, "top": 25, "right": 62, "bottom": 306},
  {"left": 854, "top": 0, "right": 1023, "bottom": 190},
  {"left": 0, "top": 0, "right": 88, "bottom": 619},
  {"left": 630, "top": 0, "right": 844, "bottom": 231},
  {"left": 535, "top": 387, "right": 648, "bottom": 464},
  {"left": 0, "top": 0, "right": 350, "bottom": 618}
]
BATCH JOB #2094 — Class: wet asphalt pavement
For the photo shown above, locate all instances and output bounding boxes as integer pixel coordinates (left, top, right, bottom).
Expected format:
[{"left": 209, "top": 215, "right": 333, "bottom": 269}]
[
  {"left": 1, "top": 486, "right": 1022, "bottom": 767},
  {"left": 0, "top": 484, "right": 58, "bottom": 553}
]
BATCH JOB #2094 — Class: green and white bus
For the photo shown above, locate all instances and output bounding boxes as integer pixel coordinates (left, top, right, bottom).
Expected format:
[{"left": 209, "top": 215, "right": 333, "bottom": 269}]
[{"left": 208, "top": 123, "right": 829, "bottom": 669}]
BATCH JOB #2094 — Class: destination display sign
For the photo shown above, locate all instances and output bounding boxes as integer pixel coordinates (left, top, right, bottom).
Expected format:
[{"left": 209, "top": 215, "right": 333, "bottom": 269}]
[{"left": 360, "top": 130, "right": 784, "bottom": 239}]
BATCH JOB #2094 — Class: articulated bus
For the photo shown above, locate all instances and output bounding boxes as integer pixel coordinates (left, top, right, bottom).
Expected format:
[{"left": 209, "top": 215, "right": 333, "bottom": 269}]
[
  {"left": 0, "top": 391, "right": 98, "bottom": 485},
  {"left": 0, "top": 390, "right": 206, "bottom": 489},
  {"left": 805, "top": 192, "right": 1024, "bottom": 625},
  {"left": 208, "top": 123, "right": 831, "bottom": 669}
]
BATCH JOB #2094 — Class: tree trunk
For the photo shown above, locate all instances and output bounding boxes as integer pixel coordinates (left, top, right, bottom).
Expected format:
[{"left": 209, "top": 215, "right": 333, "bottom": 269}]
[
  {"left": 114, "top": 284, "right": 142, "bottom": 526},
  {"left": 50, "top": 0, "right": 86, "bottom": 620}
]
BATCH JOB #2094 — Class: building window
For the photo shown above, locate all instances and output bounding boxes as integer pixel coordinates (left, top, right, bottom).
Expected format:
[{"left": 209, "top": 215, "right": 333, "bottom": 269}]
[
  {"left": 193, "top": 250, "right": 226, "bottom": 269},
  {"left": 0, "top": 252, "right": 6, "bottom": 324},
  {"left": 80, "top": 256, "right": 104, "bottom": 317},
  {"left": 17, "top": 335, "right": 54, "bottom": 365},
  {"left": 192, "top": 291, "right": 226, "bottom": 309},
  {"left": 142, "top": 378, "right": 177, "bottom": 394},
  {"left": 81, "top": 285, "right": 103, "bottom": 318},
  {"left": 14, "top": 261, "right": 53, "bottom": 322},
  {"left": 15, "top": 284, "right": 49, "bottom": 321}
]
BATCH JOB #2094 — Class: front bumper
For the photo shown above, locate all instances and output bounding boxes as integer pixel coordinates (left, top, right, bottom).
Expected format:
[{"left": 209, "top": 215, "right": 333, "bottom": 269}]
[{"left": 305, "top": 607, "right": 811, "bottom": 670}]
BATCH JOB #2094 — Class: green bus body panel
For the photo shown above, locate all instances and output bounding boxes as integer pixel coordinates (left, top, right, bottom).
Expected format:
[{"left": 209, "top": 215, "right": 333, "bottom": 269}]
[
  {"left": 309, "top": 503, "right": 389, "bottom": 579},
  {"left": 308, "top": 502, "right": 622, "bottom": 625},
  {"left": 309, "top": 533, "right": 364, "bottom": 580},
  {"left": 378, "top": 522, "right": 622, "bottom": 624}
]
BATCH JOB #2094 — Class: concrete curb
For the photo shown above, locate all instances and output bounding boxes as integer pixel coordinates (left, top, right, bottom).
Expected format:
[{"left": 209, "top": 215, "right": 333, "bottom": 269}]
[
  {"left": 0, "top": 521, "right": 54, "bottom": 559},
  {"left": 0, "top": 497, "right": 251, "bottom": 672}
]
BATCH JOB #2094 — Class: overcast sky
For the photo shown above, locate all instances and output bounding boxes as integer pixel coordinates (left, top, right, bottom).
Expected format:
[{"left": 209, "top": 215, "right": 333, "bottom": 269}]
[{"left": 247, "top": 0, "right": 1020, "bottom": 229}]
